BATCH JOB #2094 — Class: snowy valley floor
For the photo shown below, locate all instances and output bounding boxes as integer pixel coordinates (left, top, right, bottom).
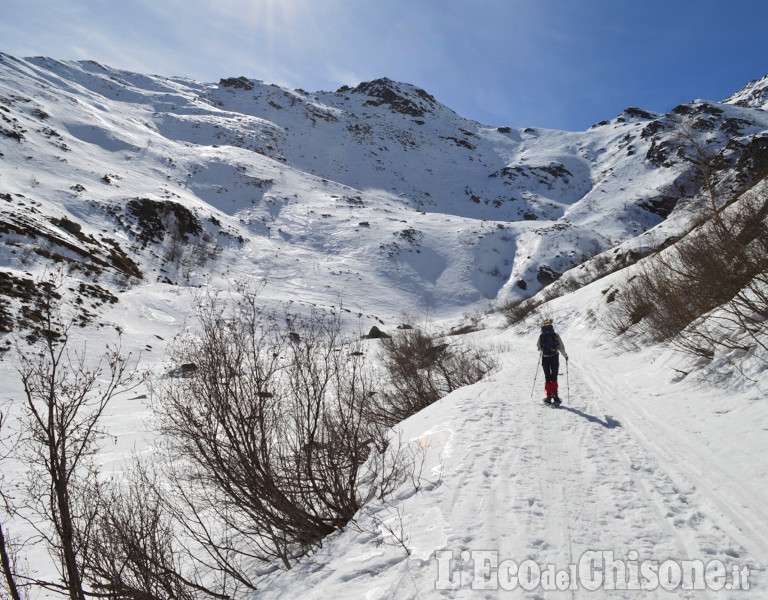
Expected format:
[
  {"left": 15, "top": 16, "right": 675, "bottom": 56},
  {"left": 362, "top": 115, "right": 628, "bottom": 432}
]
[{"left": 258, "top": 311, "right": 768, "bottom": 599}]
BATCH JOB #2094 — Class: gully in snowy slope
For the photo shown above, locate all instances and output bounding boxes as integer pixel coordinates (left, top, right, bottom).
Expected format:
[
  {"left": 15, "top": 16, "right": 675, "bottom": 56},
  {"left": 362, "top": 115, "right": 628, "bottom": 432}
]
[{"left": 537, "top": 320, "right": 568, "bottom": 405}]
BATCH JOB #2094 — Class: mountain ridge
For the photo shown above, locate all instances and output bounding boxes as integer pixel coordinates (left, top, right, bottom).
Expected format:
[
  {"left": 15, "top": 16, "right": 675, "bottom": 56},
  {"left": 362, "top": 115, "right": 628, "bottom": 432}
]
[
  {"left": 1, "top": 54, "right": 768, "bottom": 332},
  {"left": 724, "top": 72, "right": 768, "bottom": 110}
]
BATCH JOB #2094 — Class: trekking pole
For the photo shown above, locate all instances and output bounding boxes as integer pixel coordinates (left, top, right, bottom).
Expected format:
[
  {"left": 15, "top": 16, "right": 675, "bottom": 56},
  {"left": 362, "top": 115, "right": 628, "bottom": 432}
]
[
  {"left": 566, "top": 358, "right": 570, "bottom": 403},
  {"left": 530, "top": 351, "right": 542, "bottom": 400}
]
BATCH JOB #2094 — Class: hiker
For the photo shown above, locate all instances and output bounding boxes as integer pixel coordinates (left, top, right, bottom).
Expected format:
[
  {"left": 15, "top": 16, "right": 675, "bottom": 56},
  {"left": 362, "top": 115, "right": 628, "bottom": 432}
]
[{"left": 537, "top": 320, "right": 568, "bottom": 405}]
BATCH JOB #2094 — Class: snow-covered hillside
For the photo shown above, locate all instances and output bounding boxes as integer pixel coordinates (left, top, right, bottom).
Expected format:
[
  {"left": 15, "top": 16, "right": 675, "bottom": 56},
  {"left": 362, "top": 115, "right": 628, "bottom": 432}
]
[
  {"left": 2, "top": 54, "right": 767, "bottom": 327},
  {"left": 1, "top": 53, "right": 768, "bottom": 599},
  {"left": 725, "top": 73, "right": 768, "bottom": 111}
]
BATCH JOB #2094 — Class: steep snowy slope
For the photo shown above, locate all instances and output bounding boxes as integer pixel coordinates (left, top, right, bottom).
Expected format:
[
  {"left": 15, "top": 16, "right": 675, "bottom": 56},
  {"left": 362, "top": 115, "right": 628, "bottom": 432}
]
[{"left": 725, "top": 73, "right": 768, "bottom": 110}]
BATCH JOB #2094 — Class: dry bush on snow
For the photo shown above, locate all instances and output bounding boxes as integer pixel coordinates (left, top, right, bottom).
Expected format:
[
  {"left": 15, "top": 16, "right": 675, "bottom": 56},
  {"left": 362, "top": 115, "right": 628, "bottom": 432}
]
[
  {"left": 370, "top": 324, "right": 496, "bottom": 427},
  {"left": 609, "top": 183, "right": 768, "bottom": 363},
  {"left": 150, "top": 283, "right": 394, "bottom": 590}
]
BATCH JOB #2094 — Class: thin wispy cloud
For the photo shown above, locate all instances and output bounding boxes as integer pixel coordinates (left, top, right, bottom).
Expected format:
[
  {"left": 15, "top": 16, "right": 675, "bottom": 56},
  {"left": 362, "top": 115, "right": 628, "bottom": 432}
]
[{"left": 1, "top": 0, "right": 766, "bottom": 130}]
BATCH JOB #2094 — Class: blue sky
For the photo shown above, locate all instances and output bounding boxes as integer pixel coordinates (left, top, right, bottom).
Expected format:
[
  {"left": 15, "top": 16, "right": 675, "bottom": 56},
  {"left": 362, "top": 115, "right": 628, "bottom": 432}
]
[{"left": 2, "top": 0, "right": 767, "bottom": 131}]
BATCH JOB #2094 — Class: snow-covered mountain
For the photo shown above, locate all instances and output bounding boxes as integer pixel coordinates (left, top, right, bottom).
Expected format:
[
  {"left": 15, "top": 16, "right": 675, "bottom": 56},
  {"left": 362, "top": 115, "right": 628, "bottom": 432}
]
[
  {"left": 725, "top": 73, "right": 768, "bottom": 110},
  {"left": 1, "top": 54, "right": 768, "bottom": 599},
  {"left": 2, "top": 53, "right": 767, "bottom": 330}
]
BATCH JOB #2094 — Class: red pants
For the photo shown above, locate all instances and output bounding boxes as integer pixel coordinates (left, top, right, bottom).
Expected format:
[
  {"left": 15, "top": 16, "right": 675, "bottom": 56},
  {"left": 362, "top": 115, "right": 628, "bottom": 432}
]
[{"left": 545, "top": 380, "right": 559, "bottom": 399}]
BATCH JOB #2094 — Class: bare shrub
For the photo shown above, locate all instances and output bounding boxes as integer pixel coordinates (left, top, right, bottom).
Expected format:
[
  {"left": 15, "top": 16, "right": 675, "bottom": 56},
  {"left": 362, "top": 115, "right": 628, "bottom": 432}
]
[
  {"left": 498, "top": 296, "right": 543, "bottom": 326},
  {"left": 0, "top": 521, "right": 25, "bottom": 600},
  {"left": 497, "top": 246, "right": 652, "bottom": 328},
  {"left": 371, "top": 323, "right": 496, "bottom": 426},
  {"left": 0, "top": 409, "right": 26, "bottom": 600},
  {"left": 76, "top": 458, "right": 220, "bottom": 600},
  {"left": 150, "top": 283, "right": 390, "bottom": 589},
  {"left": 11, "top": 274, "right": 138, "bottom": 600},
  {"left": 3, "top": 274, "right": 212, "bottom": 599},
  {"left": 608, "top": 116, "right": 768, "bottom": 363},
  {"left": 609, "top": 183, "right": 768, "bottom": 363}
]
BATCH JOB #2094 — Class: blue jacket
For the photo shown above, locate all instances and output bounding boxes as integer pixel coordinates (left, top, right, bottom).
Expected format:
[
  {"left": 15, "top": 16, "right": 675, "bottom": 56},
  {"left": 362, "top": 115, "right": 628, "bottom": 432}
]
[{"left": 537, "top": 332, "right": 568, "bottom": 359}]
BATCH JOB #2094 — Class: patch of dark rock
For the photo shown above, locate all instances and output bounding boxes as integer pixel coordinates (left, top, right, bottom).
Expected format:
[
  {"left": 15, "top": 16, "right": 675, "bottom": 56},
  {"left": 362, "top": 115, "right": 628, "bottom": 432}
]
[
  {"left": 735, "top": 135, "right": 768, "bottom": 183},
  {"left": 640, "top": 119, "right": 672, "bottom": 140},
  {"left": 536, "top": 265, "right": 560, "bottom": 287},
  {"left": 219, "top": 76, "right": 254, "bottom": 91},
  {"left": 353, "top": 78, "right": 436, "bottom": 118},
  {"left": 0, "top": 270, "right": 62, "bottom": 338},
  {"left": 440, "top": 136, "right": 476, "bottom": 150},
  {"left": 638, "top": 196, "right": 679, "bottom": 218},
  {"left": 125, "top": 197, "right": 203, "bottom": 247},
  {"left": 671, "top": 104, "right": 693, "bottom": 116},
  {"left": 721, "top": 117, "right": 754, "bottom": 137},
  {"left": 0, "top": 126, "right": 24, "bottom": 141},
  {"left": 621, "top": 107, "right": 656, "bottom": 120},
  {"left": 645, "top": 139, "right": 677, "bottom": 168},
  {"left": 364, "top": 325, "right": 390, "bottom": 339},
  {"left": 55, "top": 216, "right": 82, "bottom": 236}
]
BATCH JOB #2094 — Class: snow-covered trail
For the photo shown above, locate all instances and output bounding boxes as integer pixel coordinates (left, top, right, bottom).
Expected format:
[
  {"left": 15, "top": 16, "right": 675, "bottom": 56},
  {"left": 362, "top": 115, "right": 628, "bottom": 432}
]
[
  {"left": 578, "top": 352, "right": 768, "bottom": 561},
  {"left": 260, "top": 331, "right": 764, "bottom": 598}
]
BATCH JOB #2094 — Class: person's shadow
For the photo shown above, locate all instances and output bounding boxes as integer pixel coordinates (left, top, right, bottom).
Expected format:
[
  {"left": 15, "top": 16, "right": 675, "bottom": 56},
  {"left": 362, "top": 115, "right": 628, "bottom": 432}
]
[{"left": 557, "top": 405, "right": 621, "bottom": 429}]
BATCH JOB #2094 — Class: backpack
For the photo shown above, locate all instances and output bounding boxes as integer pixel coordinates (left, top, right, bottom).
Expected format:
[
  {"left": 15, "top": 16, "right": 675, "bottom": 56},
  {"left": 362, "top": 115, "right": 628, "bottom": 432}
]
[{"left": 539, "top": 323, "right": 559, "bottom": 355}]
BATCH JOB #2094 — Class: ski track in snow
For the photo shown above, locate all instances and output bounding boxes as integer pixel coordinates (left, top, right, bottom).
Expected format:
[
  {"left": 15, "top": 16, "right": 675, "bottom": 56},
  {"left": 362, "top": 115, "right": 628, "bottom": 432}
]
[
  {"left": 427, "top": 345, "right": 755, "bottom": 599},
  {"left": 579, "top": 355, "right": 768, "bottom": 559}
]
